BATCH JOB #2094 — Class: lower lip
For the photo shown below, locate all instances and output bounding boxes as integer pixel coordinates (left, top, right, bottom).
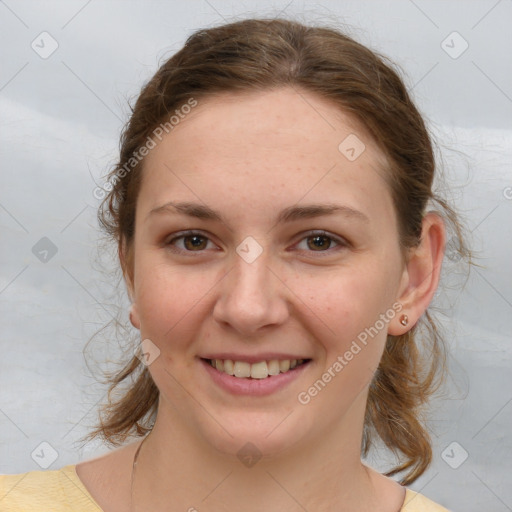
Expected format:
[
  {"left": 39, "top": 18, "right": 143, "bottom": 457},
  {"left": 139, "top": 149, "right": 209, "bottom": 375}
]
[{"left": 199, "top": 358, "right": 312, "bottom": 396}]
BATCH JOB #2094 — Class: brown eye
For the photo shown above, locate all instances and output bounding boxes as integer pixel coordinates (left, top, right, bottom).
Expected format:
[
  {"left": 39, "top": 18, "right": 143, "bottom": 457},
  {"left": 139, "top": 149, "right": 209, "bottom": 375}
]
[
  {"left": 306, "top": 234, "right": 334, "bottom": 251},
  {"left": 294, "top": 231, "right": 346, "bottom": 255},
  {"left": 183, "top": 235, "right": 208, "bottom": 251},
  {"left": 167, "top": 231, "right": 215, "bottom": 252}
]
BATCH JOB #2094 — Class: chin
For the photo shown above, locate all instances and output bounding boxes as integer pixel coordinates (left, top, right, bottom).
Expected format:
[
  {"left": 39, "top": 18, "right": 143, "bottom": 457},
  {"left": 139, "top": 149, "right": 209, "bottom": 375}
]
[{"left": 200, "top": 412, "right": 311, "bottom": 462}]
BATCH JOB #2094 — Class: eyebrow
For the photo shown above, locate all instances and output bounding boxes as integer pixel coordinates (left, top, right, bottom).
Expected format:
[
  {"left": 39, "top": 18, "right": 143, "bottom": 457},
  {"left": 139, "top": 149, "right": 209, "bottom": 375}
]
[{"left": 148, "top": 201, "right": 369, "bottom": 224}]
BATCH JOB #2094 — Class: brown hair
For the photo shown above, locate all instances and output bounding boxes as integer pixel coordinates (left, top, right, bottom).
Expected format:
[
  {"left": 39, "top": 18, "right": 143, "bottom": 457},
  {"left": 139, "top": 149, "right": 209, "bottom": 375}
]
[{"left": 82, "top": 17, "right": 470, "bottom": 485}]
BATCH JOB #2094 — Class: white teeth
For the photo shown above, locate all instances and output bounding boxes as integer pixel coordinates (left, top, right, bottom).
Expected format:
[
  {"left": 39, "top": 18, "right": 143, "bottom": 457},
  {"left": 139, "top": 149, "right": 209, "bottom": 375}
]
[
  {"left": 208, "top": 358, "right": 306, "bottom": 378},
  {"left": 234, "top": 361, "right": 251, "bottom": 378},
  {"left": 222, "top": 359, "right": 234, "bottom": 375},
  {"left": 279, "top": 360, "right": 290, "bottom": 372},
  {"left": 267, "top": 360, "right": 280, "bottom": 375},
  {"left": 250, "top": 361, "right": 268, "bottom": 379}
]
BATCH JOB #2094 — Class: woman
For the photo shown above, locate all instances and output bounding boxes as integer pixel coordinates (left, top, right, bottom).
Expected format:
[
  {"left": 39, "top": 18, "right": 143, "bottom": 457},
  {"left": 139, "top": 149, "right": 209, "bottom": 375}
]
[{"left": 1, "top": 17, "right": 467, "bottom": 511}]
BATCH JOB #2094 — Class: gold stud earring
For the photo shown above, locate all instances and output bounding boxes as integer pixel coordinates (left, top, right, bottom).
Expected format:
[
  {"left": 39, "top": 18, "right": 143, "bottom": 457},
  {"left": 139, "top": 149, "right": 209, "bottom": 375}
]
[{"left": 399, "top": 314, "right": 409, "bottom": 327}]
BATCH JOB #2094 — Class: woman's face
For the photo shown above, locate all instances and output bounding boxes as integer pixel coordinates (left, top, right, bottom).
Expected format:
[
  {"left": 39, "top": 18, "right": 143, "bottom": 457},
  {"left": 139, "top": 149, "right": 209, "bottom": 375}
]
[{"left": 129, "top": 87, "right": 408, "bottom": 457}]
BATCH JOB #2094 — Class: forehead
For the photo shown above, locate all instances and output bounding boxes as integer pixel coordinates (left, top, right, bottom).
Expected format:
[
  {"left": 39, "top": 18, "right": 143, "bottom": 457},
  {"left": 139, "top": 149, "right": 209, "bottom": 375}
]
[
  {"left": 139, "top": 87, "right": 394, "bottom": 224},
  {"left": 147, "top": 87, "right": 385, "bottom": 166}
]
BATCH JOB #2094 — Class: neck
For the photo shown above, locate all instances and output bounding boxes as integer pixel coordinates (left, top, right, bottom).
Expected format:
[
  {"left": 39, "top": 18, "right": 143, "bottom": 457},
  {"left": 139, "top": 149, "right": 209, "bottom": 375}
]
[{"left": 130, "top": 398, "right": 388, "bottom": 512}]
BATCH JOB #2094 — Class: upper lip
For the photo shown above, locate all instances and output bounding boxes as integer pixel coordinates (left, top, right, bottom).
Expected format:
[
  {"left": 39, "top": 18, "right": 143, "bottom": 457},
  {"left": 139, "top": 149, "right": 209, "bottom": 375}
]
[{"left": 199, "top": 353, "right": 311, "bottom": 364}]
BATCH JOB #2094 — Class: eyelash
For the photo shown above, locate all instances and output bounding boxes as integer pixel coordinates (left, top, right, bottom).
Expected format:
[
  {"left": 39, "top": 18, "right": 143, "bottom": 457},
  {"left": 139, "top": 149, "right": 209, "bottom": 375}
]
[{"left": 165, "top": 230, "right": 348, "bottom": 256}]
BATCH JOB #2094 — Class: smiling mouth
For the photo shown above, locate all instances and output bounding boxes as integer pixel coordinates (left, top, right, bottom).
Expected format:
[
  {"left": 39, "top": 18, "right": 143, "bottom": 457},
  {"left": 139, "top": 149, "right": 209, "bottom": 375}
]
[{"left": 201, "top": 358, "right": 311, "bottom": 379}]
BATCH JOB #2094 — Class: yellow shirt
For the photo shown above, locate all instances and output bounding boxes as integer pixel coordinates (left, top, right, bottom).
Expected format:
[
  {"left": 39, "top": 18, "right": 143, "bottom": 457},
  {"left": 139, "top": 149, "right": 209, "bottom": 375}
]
[{"left": 0, "top": 465, "right": 451, "bottom": 511}]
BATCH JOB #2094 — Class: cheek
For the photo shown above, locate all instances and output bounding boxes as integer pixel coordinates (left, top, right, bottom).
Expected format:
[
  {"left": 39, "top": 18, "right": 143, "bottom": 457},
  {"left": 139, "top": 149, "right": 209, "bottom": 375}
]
[
  {"left": 134, "top": 260, "right": 217, "bottom": 345},
  {"left": 304, "top": 266, "right": 398, "bottom": 393},
  {"left": 291, "top": 270, "right": 395, "bottom": 419},
  {"left": 306, "top": 267, "right": 392, "bottom": 342}
]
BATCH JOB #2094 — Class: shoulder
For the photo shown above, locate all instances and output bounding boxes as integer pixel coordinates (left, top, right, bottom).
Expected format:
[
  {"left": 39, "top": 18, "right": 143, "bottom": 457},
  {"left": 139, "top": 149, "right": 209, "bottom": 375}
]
[
  {"left": 0, "top": 465, "right": 103, "bottom": 511},
  {"left": 401, "top": 489, "right": 452, "bottom": 512}
]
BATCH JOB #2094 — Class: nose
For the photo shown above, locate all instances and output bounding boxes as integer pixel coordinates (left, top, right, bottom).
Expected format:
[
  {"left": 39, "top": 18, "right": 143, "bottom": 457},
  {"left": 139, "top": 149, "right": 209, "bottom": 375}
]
[{"left": 212, "top": 252, "right": 289, "bottom": 335}]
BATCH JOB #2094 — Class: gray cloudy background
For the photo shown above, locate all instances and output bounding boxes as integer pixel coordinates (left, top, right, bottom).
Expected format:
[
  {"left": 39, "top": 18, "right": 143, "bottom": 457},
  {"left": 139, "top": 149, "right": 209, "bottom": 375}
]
[{"left": 0, "top": 1, "right": 511, "bottom": 511}]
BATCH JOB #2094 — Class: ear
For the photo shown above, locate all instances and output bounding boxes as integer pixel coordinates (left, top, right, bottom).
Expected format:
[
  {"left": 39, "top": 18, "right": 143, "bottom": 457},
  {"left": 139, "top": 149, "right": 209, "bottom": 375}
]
[
  {"left": 119, "top": 238, "right": 140, "bottom": 330},
  {"left": 129, "top": 303, "right": 141, "bottom": 330},
  {"left": 388, "top": 213, "right": 446, "bottom": 335},
  {"left": 119, "top": 237, "right": 135, "bottom": 299}
]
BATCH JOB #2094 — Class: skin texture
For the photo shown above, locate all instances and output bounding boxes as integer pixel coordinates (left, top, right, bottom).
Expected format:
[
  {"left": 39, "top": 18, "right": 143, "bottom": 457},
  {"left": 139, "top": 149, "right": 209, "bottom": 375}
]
[{"left": 76, "top": 87, "right": 445, "bottom": 512}]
